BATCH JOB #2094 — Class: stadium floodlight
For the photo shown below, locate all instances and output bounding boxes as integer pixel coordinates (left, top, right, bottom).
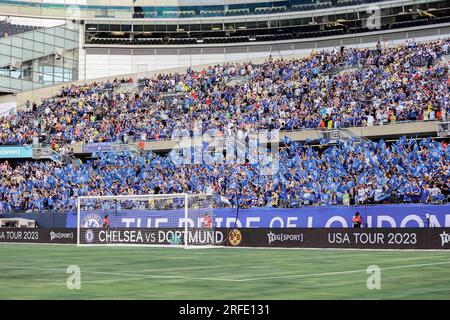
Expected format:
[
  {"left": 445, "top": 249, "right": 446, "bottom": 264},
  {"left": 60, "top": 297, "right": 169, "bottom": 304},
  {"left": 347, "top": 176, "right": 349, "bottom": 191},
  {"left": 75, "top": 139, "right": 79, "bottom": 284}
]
[{"left": 77, "top": 193, "right": 218, "bottom": 248}]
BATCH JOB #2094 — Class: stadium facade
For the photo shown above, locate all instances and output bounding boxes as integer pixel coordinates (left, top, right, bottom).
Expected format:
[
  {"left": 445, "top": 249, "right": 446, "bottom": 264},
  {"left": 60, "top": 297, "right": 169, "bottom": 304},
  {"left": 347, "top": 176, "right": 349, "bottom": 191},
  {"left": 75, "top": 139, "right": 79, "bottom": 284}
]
[{"left": 0, "top": 0, "right": 449, "bottom": 84}]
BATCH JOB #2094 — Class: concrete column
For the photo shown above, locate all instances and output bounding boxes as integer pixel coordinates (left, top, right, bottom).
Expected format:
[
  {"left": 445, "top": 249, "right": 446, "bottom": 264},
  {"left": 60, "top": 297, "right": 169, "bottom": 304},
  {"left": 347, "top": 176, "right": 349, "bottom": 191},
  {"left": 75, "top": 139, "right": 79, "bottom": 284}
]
[
  {"left": 32, "top": 59, "right": 40, "bottom": 83},
  {"left": 77, "top": 22, "right": 86, "bottom": 81}
]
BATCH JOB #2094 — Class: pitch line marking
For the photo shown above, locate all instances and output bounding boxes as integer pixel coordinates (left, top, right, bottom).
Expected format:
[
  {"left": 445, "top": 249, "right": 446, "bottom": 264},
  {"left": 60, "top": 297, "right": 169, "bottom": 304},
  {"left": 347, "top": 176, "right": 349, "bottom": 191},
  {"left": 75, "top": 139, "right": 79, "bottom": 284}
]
[
  {"left": 244, "top": 260, "right": 450, "bottom": 282},
  {"left": 3, "top": 260, "right": 450, "bottom": 283}
]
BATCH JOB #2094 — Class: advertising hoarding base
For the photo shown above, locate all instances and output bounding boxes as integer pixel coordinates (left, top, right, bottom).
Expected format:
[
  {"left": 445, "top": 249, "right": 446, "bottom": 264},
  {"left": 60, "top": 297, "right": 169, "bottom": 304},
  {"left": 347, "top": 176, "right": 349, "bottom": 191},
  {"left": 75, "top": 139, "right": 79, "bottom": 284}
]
[{"left": 1, "top": 228, "right": 449, "bottom": 250}]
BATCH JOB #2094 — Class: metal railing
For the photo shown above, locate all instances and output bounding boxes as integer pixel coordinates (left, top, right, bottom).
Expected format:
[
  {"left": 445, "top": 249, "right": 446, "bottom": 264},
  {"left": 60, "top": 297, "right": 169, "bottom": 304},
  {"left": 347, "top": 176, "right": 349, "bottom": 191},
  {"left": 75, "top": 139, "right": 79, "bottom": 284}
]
[
  {"left": 32, "top": 146, "right": 62, "bottom": 164},
  {"left": 437, "top": 121, "right": 450, "bottom": 137},
  {"left": 32, "top": 146, "right": 78, "bottom": 165},
  {"left": 0, "top": 106, "right": 17, "bottom": 119},
  {"left": 109, "top": 143, "right": 140, "bottom": 155}
]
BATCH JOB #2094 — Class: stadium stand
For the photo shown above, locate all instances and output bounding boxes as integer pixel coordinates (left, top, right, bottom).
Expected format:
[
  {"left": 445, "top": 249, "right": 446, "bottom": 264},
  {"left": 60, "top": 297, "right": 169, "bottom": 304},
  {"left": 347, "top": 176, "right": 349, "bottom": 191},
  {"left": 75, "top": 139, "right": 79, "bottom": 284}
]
[
  {"left": 84, "top": 1, "right": 450, "bottom": 47},
  {"left": 1, "top": 39, "right": 448, "bottom": 146},
  {"left": 84, "top": 15, "right": 446, "bottom": 46},
  {"left": 0, "top": 135, "right": 448, "bottom": 212},
  {"left": 130, "top": 0, "right": 384, "bottom": 18},
  {"left": 0, "top": 39, "right": 449, "bottom": 212}
]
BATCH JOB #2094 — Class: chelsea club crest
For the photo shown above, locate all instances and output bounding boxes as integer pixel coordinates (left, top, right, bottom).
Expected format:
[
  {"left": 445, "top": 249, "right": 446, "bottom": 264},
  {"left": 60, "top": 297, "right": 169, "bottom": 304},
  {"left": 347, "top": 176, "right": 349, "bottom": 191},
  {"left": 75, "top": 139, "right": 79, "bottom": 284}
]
[{"left": 81, "top": 213, "right": 102, "bottom": 228}]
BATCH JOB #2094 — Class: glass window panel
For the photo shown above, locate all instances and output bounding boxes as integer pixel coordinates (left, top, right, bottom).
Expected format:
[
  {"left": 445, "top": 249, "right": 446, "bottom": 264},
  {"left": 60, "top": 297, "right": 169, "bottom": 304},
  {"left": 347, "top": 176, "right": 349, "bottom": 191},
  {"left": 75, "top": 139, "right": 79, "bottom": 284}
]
[
  {"left": 10, "top": 78, "right": 22, "bottom": 91},
  {"left": 0, "top": 55, "right": 10, "bottom": 67},
  {"left": 0, "top": 37, "right": 11, "bottom": 46},
  {"left": 99, "top": 24, "right": 109, "bottom": 31},
  {"left": 167, "top": 24, "right": 177, "bottom": 31},
  {"left": 155, "top": 25, "right": 166, "bottom": 32},
  {"left": 64, "top": 39, "right": 76, "bottom": 48},
  {"left": 0, "top": 77, "right": 11, "bottom": 90},
  {"left": 54, "top": 27, "right": 66, "bottom": 38},
  {"left": 189, "top": 24, "right": 200, "bottom": 31},
  {"left": 11, "top": 36, "right": 23, "bottom": 48},
  {"left": 22, "top": 81, "right": 33, "bottom": 92},
  {"left": 121, "top": 25, "right": 132, "bottom": 32},
  {"left": 144, "top": 25, "right": 155, "bottom": 32},
  {"left": 22, "top": 38, "right": 34, "bottom": 51},
  {"left": 55, "top": 36, "right": 65, "bottom": 48},
  {"left": 46, "top": 27, "right": 55, "bottom": 36},
  {"left": 34, "top": 42, "right": 44, "bottom": 54},
  {"left": 23, "top": 32, "right": 34, "bottom": 40},
  {"left": 64, "top": 69, "right": 73, "bottom": 81},
  {"left": 69, "top": 30, "right": 78, "bottom": 41},
  {"left": 44, "top": 33, "right": 55, "bottom": 45},
  {"left": 43, "top": 44, "right": 55, "bottom": 56},
  {"left": 34, "top": 31, "right": 45, "bottom": 43},
  {"left": 0, "top": 44, "right": 11, "bottom": 56},
  {"left": 22, "top": 49, "right": 34, "bottom": 61},
  {"left": 246, "top": 21, "right": 258, "bottom": 29},
  {"left": 11, "top": 47, "right": 23, "bottom": 59},
  {"left": 110, "top": 24, "right": 121, "bottom": 31},
  {"left": 200, "top": 24, "right": 211, "bottom": 31},
  {"left": 279, "top": 19, "right": 291, "bottom": 27}
]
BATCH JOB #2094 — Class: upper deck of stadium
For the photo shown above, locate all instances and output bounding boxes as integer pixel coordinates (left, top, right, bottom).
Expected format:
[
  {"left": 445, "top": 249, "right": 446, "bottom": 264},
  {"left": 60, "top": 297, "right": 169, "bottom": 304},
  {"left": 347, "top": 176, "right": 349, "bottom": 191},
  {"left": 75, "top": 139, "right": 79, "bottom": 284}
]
[{"left": 0, "top": 0, "right": 426, "bottom": 20}]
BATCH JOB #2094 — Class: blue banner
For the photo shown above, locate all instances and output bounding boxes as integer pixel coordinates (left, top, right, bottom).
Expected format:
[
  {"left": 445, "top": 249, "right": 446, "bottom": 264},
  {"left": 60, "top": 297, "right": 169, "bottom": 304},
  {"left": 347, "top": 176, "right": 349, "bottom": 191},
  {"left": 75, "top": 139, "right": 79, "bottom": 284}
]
[
  {"left": 0, "top": 212, "right": 67, "bottom": 228},
  {"left": 82, "top": 142, "right": 113, "bottom": 153},
  {"left": 66, "top": 204, "right": 450, "bottom": 228},
  {"left": 0, "top": 146, "right": 33, "bottom": 158}
]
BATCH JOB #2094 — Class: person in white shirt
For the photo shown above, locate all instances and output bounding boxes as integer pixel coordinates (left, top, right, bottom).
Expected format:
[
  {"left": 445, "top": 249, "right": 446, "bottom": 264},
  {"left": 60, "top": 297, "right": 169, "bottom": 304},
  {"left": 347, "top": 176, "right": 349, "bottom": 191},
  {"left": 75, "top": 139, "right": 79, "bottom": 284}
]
[
  {"left": 429, "top": 109, "right": 435, "bottom": 121},
  {"left": 430, "top": 185, "right": 441, "bottom": 197},
  {"left": 367, "top": 114, "right": 375, "bottom": 126},
  {"left": 356, "top": 186, "right": 367, "bottom": 204},
  {"left": 376, "top": 110, "right": 383, "bottom": 125},
  {"left": 374, "top": 186, "right": 385, "bottom": 202}
]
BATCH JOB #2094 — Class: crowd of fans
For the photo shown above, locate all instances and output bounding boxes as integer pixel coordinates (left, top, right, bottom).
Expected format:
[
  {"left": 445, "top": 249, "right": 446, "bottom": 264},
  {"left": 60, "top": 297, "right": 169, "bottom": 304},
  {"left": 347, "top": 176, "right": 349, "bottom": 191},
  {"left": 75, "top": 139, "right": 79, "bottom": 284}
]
[
  {"left": 0, "top": 136, "right": 448, "bottom": 212},
  {"left": 0, "top": 39, "right": 449, "bottom": 212},
  {"left": 1, "top": 39, "right": 450, "bottom": 148},
  {"left": 0, "top": 17, "right": 39, "bottom": 38}
]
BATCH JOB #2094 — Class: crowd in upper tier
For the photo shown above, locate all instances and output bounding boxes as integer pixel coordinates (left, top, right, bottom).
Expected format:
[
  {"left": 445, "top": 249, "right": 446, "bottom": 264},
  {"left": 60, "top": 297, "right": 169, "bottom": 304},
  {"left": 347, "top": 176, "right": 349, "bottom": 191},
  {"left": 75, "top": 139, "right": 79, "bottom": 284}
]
[
  {"left": 0, "top": 136, "right": 448, "bottom": 212},
  {"left": 1, "top": 39, "right": 450, "bottom": 148}
]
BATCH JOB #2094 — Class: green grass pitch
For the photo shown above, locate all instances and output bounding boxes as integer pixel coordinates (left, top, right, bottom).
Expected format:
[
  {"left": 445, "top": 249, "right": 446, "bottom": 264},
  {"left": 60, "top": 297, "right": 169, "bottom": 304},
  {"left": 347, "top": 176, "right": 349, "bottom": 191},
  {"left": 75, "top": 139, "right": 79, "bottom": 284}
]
[{"left": 1, "top": 244, "right": 450, "bottom": 299}]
